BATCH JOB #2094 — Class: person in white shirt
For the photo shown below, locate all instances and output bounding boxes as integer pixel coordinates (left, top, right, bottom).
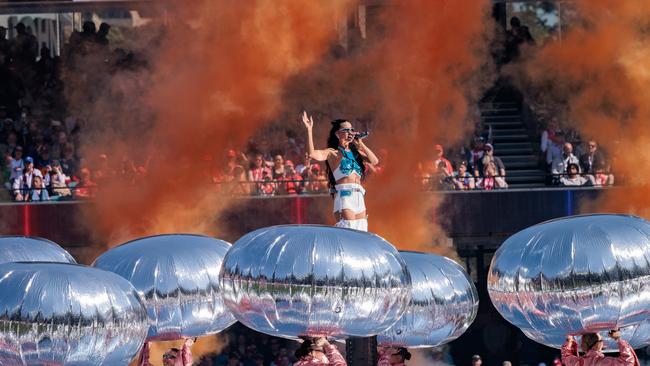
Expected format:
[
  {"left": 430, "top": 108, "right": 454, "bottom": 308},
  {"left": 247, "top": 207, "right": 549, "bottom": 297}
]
[
  {"left": 560, "top": 163, "right": 588, "bottom": 187},
  {"left": 551, "top": 142, "right": 580, "bottom": 182},
  {"left": 13, "top": 156, "right": 43, "bottom": 201}
]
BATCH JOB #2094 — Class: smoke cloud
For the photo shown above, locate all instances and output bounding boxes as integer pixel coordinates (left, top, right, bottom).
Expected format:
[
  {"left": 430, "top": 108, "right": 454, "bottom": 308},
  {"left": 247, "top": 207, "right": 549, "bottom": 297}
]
[
  {"left": 513, "top": 1, "right": 650, "bottom": 216},
  {"left": 280, "top": 0, "right": 494, "bottom": 252},
  {"left": 68, "top": 0, "right": 355, "bottom": 246}
]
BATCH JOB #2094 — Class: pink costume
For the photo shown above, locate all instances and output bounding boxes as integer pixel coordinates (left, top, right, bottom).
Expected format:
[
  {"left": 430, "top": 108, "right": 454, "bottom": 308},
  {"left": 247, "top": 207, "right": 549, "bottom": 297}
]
[
  {"left": 138, "top": 342, "right": 193, "bottom": 366},
  {"left": 561, "top": 339, "right": 639, "bottom": 366},
  {"left": 377, "top": 350, "right": 405, "bottom": 366},
  {"left": 294, "top": 345, "right": 347, "bottom": 366}
]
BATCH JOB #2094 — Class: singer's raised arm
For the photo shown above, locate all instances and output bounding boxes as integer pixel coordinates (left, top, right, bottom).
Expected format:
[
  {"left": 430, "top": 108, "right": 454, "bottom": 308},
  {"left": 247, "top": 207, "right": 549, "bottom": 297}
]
[{"left": 302, "top": 111, "right": 337, "bottom": 162}]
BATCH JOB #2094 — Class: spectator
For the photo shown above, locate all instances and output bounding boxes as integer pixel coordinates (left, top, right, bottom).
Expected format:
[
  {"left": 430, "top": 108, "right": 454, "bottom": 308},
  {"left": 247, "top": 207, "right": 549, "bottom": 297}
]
[
  {"left": 469, "top": 137, "right": 485, "bottom": 174},
  {"left": 540, "top": 119, "right": 562, "bottom": 156},
  {"left": 73, "top": 167, "right": 96, "bottom": 199},
  {"left": 546, "top": 132, "right": 564, "bottom": 168},
  {"left": 579, "top": 140, "right": 605, "bottom": 174},
  {"left": 477, "top": 162, "right": 508, "bottom": 190},
  {"left": 477, "top": 143, "right": 506, "bottom": 178},
  {"left": 96, "top": 23, "right": 111, "bottom": 46},
  {"left": 560, "top": 163, "right": 588, "bottom": 187},
  {"left": 60, "top": 143, "right": 78, "bottom": 178},
  {"left": 48, "top": 161, "right": 71, "bottom": 197},
  {"left": 8, "top": 145, "right": 24, "bottom": 184},
  {"left": 453, "top": 161, "right": 475, "bottom": 190},
  {"left": 304, "top": 164, "right": 328, "bottom": 193},
  {"left": 13, "top": 156, "right": 42, "bottom": 201},
  {"left": 281, "top": 160, "right": 303, "bottom": 195},
  {"left": 35, "top": 146, "right": 51, "bottom": 169},
  {"left": 29, "top": 175, "right": 49, "bottom": 201},
  {"left": 589, "top": 162, "right": 615, "bottom": 187},
  {"left": 271, "top": 154, "right": 285, "bottom": 180},
  {"left": 228, "top": 166, "right": 250, "bottom": 195},
  {"left": 503, "top": 362, "right": 512, "bottom": 366},
  {"left": 296, "top": 152, "right": 312, "bottom": 175},
  {"left": 258, "top": 171, "right": 276, "bottom": 196},
  {"left": 551, "top": 142, "right": 580, "bottom": 182},
  {"left": 472, "top": 355, "right": 482, "bottom": 366},
  {"left": 434, "top": 160, "right": 455, "bottom": 191},
  {"left": 50, "top": 131, "right": 68, "bottom": 159},
  {"left": 0, "top": 26, "right": 8, "bottom": 57},
  {"left": 434, "top": 144, "right": 453, "bottom": 175}
]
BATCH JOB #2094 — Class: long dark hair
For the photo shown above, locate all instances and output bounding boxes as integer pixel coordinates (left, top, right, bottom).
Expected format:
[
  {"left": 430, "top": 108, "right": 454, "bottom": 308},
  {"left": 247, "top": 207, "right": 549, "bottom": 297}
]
[{"left": 325, "top": 119, "right": 366, "bottom": 194}]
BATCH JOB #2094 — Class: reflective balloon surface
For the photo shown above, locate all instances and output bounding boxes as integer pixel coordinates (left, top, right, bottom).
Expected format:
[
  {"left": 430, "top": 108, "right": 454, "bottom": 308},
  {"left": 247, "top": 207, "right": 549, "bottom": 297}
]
[
  {"left": 93, "top": 234, "right": 236, "bottom": 340},
  {"left": 220, "top": 225, "right": 412, "bottom": 339},
  {"left": 0, "top": 236, "right": 75, "bottom": 264},
  {"left": 488, "top": 214, "right": 650, "bottom": 349},
  {"left": 0, "top": 262, "right": 148, "bottom": 365},
  {"left": 379, "top": 252, "right": 478, "bottom": 348}
]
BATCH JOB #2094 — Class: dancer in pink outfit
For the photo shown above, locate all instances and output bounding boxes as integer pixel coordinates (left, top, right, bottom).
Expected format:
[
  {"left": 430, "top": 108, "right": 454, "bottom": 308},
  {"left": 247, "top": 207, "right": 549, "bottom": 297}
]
[
  {"left": 561, "top": 330, "right": 639, "bottom": 366},
  {"left": 139, "top": 338, "right": 194, "bottom": 366},
  {"left": 293, "top": 337, "right": 347, "bottom": 366}
]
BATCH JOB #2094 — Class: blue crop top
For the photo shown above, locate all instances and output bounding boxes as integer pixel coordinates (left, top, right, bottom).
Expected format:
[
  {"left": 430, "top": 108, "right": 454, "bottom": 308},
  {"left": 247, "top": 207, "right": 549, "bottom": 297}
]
[{"left": 333, "top": 147, "right": 362, "bottom": 181}]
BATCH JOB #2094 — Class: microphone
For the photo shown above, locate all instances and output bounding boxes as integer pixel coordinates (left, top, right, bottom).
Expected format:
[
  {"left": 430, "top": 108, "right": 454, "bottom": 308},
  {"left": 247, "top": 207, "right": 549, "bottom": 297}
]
[{"left": 354, "top": 131, "right": 370, "bottom": 140}]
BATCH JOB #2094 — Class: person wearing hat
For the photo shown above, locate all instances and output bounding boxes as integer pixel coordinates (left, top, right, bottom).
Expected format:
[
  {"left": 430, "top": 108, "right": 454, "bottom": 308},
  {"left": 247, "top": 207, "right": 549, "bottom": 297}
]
[
  {"left": 476, "top": 143, "right": 506, "bottom": 178},
  {"left": 12, "top": 155, "right": 42, "bottom": 201},
  {"left": 453, "top": 161, "right": 476, "bottom": 190},
  {"left": 434, "top": 144, "right": 453, "bottom": 176},
  {"left": 472, "top": 355, "right": 482, "bottom": 366},
  {"left": 294, "top": 337, "right": 346, "bottom": 366},
  {"left": 377, "top": 347, "right": 412, "bottom": 366},
  {"left": 562, "top": 330, "right": 639, "bottom": 366}
]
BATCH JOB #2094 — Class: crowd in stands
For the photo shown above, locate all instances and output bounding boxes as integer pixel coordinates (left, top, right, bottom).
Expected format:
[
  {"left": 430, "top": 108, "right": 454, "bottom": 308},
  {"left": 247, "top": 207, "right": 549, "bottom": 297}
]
[
  {"left": 0, "top": 17, "right": 617, "bottom": 202},
  {"left": 537, "top": 115, "right": 615, "bottom": 188}
]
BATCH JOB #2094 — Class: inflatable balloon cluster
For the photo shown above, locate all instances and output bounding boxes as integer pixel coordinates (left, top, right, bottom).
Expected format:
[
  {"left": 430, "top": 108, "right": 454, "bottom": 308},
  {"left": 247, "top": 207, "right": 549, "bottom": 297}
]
[
  {"left": 0, "top": 236, "right": 148, "bottom": 365},
  {"left": 0, "top": 225, "right": 483, "bottom": 365},
  {"left": 218, "top": 225, "right": 478, "bottom": 348},
  {"left": 489, "top": 214, "right": 650, "bottom": 350},
  {"left": 0, "top": 234, "right": 236, "bottom": 365}
]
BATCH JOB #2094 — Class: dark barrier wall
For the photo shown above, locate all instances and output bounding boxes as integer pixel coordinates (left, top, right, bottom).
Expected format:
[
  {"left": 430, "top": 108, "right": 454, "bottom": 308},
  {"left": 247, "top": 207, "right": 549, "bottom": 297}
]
[{"left": 0, "top": 188, "right": 605, "bottom": 262}]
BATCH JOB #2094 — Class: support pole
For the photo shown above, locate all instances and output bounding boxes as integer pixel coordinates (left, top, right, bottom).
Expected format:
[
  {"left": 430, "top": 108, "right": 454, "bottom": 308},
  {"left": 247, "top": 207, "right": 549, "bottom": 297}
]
[{"left": 345, "top": 336, "right": 377, "bottom": 366}]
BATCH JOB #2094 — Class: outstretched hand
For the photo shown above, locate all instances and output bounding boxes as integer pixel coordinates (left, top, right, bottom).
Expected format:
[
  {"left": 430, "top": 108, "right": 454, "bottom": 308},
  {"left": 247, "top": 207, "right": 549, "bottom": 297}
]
[
  {"left": 566, "top": 335, "right": 575, "bottom": 343},
  {"left": 314, "top": 337, "right": 330, "bottom": 348},
  {"left": 609, "top": 329, "right": 621, "bottom": 340},
  {"left": 302, "top": 111, "right": 314, "bottom": 130}
]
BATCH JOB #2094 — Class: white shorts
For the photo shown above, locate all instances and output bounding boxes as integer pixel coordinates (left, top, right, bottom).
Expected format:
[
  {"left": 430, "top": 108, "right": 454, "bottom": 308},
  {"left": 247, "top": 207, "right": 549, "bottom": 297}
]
[
  {"left": 333, "top": 183, "right": 366, "bottom": 214},
  {"left": 335, "top": 218, "right": 368, "bottom": 232}
]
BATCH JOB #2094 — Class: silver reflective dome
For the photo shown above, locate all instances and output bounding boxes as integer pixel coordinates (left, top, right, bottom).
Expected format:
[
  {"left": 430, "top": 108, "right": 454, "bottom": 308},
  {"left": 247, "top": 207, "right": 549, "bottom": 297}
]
[
  {"left": 378, "top": 252, "right": 478, "bottom": 348},
  {"left": 0, "top": 236, "right": 75, "bottom": 264},
  {"left": 488, "top": 214, "right": 650, "bottom": 349},
  {"left": 219, "top": 225, "right": 412, "bottom": 339},
  {"left": 93, "top": 234, "right": 236, "bottom": 340},
  {"left": 0, "top": 262, "right": 148, "bottom": 365}
]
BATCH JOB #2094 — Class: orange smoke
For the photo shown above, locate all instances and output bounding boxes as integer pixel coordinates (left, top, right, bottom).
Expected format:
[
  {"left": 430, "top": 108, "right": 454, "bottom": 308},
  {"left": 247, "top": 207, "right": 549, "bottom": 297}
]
[
  {"left": 280, "top": 1, "right": 493, "bottom": 252},
  {"left": 518, "top": 1, "right": 650, "bottom": 216},
  {"left": 364, "top": 1, "right": 493, "bottom": 251},
  {"left": 69, "top": 0, "right": 355, "bottom": 246}
]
